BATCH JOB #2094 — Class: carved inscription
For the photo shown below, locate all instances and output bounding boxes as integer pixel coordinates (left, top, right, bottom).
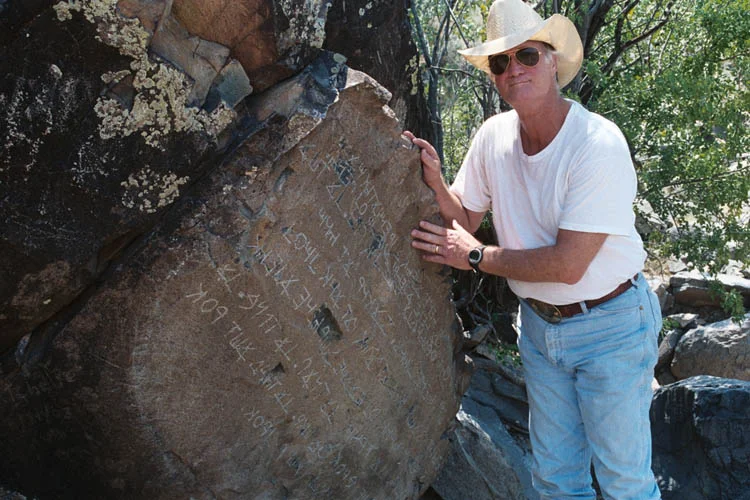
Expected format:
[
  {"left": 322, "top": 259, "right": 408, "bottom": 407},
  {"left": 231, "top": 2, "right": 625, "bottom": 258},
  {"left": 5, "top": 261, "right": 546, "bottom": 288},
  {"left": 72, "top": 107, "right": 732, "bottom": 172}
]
[{"left": 172, "top": 136, "right": 451, "bottom": 497}]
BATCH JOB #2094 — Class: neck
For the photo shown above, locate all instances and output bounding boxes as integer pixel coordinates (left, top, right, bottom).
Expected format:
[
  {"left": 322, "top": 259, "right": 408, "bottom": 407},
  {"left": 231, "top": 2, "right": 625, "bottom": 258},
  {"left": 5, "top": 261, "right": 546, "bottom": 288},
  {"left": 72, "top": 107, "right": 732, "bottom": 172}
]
[{"left": 517, "top": 94, "right": 570, "bottom": 155}]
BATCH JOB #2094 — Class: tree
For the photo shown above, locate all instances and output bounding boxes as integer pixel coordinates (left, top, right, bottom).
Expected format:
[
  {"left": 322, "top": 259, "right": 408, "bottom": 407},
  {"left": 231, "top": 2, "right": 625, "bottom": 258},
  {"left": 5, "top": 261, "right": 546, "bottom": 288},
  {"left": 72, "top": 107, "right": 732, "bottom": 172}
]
[{"left": 409, "top": 0, "right": 749, "bottom": 321}]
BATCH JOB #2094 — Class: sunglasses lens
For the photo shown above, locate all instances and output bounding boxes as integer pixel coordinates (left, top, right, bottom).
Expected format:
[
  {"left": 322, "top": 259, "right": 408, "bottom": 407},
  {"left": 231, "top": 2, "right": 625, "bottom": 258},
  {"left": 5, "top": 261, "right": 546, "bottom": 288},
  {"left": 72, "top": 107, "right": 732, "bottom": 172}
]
[
  {"left": 517, "top": 47, "right": 540, "bottom": 67},
  {"left": 489, "top": 48, "right": 541, "bottom": 75},
  {"left": 489, "top": 54, "right": 509, "bottom": 75}
]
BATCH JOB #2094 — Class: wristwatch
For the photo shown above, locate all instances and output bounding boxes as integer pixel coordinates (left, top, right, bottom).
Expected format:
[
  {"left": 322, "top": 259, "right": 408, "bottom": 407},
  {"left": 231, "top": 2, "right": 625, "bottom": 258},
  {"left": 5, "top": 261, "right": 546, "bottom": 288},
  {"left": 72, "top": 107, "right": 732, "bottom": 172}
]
[{"left": 468, "top": 245, "right": 487, "bottom": 272}]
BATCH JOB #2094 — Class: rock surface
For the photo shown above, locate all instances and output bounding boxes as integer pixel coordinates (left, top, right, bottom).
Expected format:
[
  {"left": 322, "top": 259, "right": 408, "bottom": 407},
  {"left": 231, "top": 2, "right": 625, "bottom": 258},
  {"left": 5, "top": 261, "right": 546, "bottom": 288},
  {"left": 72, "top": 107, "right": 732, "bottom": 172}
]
[
  {"left": 670, "top": 270, "right": 750, "bottom": 309},
  {"left": 651, "top": 376, "right": 750, "bottom": 500},
  {"left": 0, "top": 52, "right": 465, "bottom": 499},
  {"left": 169, "top": 0, "right": 327, "bottom": 93},
  {"left": 0, "top": 1, "right": 242, "bottom": 354},
  {"left": 0, "top": 2, "right": 465, "bottom": 499},
  {"left": 431, "top": 367, "right": 536, "bottom": 500},
  {"left": 323, "top": 0, "right": 434, "bottom": 143},
  {"left": 670, "top": 313, "right": 750, "bottom": 381}
]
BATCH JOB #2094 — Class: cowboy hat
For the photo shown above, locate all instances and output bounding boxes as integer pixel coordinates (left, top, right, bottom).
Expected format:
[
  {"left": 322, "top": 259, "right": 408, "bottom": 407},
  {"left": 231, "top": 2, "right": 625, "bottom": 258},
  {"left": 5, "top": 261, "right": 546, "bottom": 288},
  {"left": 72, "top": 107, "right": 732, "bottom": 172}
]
[{"left": 458, "top": 0, "right": 583, "bottom": 87}]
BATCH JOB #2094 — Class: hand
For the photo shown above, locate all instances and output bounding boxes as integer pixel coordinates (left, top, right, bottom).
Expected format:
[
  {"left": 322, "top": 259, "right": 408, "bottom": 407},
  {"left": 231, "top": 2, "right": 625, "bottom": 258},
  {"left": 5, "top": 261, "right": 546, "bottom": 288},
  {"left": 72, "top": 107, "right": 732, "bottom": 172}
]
[
  {"left": 410, "top": 219, "right": 483, "bottom": 270},
  {"left": 403, "top": 131, "right": 443, "bottom": 189}
]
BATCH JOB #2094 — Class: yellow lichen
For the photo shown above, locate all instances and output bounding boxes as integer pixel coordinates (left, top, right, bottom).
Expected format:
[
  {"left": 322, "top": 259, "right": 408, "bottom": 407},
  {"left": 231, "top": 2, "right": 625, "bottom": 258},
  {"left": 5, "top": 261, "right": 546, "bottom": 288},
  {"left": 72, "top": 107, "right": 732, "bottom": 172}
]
[
  {"left": 55, "top": 0, "right": 235, "bottom": 150},
  {"left": 120, "top": 166, "right": 189, "bottom": 213}
]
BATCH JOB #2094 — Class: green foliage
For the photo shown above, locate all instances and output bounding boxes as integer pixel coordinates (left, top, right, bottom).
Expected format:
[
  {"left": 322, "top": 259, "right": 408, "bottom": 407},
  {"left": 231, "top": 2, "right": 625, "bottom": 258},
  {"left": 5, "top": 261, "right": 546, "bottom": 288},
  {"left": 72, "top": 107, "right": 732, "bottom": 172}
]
[
  {"left": 491, "top": 341, "right": 522, "bottom": 367},
  {"left": 411, "top": 0, "right": 749, "bottom": 320},
  {"left": 659, "top": 317, "right": 680, "bottom": 343},
  {"left": 708, "top": 281, "right": 747, "bottom": 324},
  {"left": 586, "top": 0, "right": 750, "bottom": 285}
]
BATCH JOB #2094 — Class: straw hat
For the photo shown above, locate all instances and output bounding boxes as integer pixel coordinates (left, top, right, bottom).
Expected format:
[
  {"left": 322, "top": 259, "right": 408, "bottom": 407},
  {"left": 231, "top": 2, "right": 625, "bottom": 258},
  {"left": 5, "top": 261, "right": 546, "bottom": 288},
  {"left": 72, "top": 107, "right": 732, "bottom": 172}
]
[{"left": 458, "top": 0, "right": 583, "bottom": 87}]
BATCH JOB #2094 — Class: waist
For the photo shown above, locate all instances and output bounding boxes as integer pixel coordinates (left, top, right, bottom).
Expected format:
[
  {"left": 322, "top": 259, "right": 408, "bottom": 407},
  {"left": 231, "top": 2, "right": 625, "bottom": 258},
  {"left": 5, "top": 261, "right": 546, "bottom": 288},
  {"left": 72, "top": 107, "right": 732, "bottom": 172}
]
[{"left": 525, "top": 274, "right": 639, "bottom": 323}]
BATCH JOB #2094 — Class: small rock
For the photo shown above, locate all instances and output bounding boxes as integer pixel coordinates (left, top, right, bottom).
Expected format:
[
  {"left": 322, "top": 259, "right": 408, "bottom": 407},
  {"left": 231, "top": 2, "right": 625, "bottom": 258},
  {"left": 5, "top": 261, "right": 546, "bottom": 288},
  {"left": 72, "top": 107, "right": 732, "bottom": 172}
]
[
  {"left": 671, "top": 313, "right": 750, "bottom": 381},
  {"left": 462, "top": 323, "right": 491, "bottom": 350},
  {"left": 666, "top": 313, "right": 699, "bottom": 329},
  {"left": 656, "top": 329, "right": 684, "bottom": 373},
  {"left": 670, "top": 270, "right": 750, "bottom": 309},
  {"left": 648, "top": 277, "right": 671, "bottom": 313}
]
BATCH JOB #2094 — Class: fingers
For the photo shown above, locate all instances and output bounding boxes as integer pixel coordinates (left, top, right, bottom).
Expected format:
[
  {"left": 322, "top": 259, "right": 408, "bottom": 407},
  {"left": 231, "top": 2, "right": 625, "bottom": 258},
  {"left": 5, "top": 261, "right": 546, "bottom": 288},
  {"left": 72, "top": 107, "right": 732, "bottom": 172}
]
[
  {"left": 410, "top": 220, "right": 448, "bottom": 257},
  {"left": 402, "top": 132, "right": 439, "bottom": 158},
  {"left": 410, "top": 228, "right": 442, "bottom": 245},
  {"left": 413, "top": 138, "right": 438, "bottom": 158},
  {"left": 418, "top": 220, "right": 447, "bottom": 235},
  {"left": 411, "top": 239, "right": 442, "bottom": 255}
]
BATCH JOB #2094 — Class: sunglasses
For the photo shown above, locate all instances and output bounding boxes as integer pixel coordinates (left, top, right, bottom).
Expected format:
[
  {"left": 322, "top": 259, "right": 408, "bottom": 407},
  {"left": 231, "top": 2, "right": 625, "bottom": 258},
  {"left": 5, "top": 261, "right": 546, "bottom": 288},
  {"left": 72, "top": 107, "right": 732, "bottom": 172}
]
[{"left": 488, "top": 47, "right": 541, "bottom": 75}]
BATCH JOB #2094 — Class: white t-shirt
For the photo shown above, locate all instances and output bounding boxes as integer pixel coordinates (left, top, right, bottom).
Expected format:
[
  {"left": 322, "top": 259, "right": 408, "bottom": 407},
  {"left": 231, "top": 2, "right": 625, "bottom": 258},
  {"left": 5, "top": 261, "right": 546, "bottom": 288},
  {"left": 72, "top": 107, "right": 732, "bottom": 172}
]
[{"left": 450, "top": 100, "right": 646, "bottom": 305}]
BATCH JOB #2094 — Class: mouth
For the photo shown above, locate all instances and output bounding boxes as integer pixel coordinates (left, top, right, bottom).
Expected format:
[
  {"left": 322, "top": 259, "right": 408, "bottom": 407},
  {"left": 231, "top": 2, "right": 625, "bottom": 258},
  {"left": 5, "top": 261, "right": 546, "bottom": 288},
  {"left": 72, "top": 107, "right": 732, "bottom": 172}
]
[{"left": 509, "top": 80, "right": 531, "bottom": 87}]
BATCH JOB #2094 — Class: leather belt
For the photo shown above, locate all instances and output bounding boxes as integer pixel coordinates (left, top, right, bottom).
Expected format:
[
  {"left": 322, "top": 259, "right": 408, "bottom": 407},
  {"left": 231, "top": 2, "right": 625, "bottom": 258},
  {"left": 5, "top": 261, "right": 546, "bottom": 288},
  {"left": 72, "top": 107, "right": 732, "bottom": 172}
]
[{"left": 526, "top": 274, "right": 638, "bottom": 324}]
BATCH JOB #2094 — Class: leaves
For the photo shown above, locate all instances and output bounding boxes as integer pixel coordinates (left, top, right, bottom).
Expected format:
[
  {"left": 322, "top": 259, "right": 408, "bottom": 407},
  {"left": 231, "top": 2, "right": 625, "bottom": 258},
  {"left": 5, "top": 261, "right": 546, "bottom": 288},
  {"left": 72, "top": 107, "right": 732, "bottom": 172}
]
[{"left": 411, "top": 0, "right": 749, "bottom": 319}]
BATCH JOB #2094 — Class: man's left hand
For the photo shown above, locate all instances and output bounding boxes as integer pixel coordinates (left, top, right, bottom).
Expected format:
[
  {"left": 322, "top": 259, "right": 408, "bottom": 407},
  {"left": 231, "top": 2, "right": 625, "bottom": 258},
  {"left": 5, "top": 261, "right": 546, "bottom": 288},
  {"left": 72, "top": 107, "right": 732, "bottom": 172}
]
[{"left": 410, "top": 219, "right": 482, "bottom": 270}]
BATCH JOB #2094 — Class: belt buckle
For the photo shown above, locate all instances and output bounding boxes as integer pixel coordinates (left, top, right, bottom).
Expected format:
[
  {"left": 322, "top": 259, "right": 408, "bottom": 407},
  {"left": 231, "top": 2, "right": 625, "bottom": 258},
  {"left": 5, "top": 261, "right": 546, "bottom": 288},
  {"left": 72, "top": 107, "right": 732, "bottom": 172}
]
[{"left": 527, "top": 298, "right": 562, "bottom": 324}]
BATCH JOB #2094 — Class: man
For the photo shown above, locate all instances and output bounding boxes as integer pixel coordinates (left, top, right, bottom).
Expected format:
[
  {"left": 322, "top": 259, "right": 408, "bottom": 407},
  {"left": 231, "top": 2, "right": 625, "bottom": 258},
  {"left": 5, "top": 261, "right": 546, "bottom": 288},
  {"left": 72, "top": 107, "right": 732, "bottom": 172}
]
[{"left": 406, "top": 0, "right": 663, "bottom": 498}]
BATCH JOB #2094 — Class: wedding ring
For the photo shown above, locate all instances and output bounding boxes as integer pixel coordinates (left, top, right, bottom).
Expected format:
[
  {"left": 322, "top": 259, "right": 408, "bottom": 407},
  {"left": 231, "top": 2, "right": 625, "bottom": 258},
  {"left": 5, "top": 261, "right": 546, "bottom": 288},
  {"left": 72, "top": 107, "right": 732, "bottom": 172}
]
[{"left": 434, "top": 245, "right": 440, "bottom": 254}]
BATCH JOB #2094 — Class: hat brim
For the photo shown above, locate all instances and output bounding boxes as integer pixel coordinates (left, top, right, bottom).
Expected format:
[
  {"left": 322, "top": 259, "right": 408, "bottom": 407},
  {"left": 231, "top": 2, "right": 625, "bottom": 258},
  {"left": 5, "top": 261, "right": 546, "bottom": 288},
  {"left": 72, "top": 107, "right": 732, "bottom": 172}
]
[{"left": 458, "top": 14, "right": 583, "bottom": 87}]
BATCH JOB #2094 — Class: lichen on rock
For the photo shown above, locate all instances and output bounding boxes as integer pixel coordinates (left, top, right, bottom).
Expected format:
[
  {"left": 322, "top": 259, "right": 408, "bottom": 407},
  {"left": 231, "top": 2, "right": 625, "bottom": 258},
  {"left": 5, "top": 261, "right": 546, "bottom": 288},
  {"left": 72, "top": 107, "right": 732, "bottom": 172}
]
[
  {"left": 53, "top": 0, "right": 236, "bottom": 149},
  {"left": 120, "top": 166, "right": 189, "bottom": 213},
  {"left": 277, "top": 0, "right": 330, "bottom": 52}
]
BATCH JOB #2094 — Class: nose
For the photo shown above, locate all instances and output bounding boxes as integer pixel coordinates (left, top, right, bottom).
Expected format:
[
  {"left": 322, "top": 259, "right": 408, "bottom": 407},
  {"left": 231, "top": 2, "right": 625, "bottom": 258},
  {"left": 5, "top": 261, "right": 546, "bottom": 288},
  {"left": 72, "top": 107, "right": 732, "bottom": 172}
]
[{"left": 505, "top": 56, "right": 525, "bottom": 77}]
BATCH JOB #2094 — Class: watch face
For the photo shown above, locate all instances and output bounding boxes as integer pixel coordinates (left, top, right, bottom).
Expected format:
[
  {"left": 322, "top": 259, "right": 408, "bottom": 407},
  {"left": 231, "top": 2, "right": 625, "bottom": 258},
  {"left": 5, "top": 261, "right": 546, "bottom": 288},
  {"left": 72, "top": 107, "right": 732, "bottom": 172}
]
[{"left": 469, "top": 248, "right": 481, "bottom": 264}]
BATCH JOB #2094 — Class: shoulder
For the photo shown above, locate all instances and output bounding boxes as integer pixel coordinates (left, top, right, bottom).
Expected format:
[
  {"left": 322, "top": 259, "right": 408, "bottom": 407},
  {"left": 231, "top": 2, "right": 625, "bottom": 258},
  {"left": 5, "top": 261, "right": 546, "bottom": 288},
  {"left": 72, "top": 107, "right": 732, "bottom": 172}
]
[
  {"left": 476, "top": 109, "right": 518, "bottom": 138},
  {"left": 468, "top": 110, "right": 518, "bottom": 155},
  {"left": 573, "top": 102, "right": 629, "bottom": 153}
]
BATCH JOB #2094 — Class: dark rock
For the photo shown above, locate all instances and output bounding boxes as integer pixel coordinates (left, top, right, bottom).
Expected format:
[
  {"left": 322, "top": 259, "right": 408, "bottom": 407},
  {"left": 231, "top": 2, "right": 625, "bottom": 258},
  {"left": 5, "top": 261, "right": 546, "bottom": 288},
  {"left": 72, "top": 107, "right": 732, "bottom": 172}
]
[
  {"left": 0, "top": 485, "right": 27, "bottom": 500},
  {"left": 470, "top": 352, "right": 526, "bottom": 390},
  {"left": 0, "top": 5, "right": 236, "bottom": 353},
  {"left": 0, "top": 51, "right": 465, "bottom": 499},
  {"left": 170, "top": 0, "right": 328, "bottom": 93},
  {"left": 462, "top": 323, "right": 491, "bottom": 349},
  {"left": 656, "top": 329, "right": 684, "bottom": 374},
  {"left": 0, "top": 0, "right": 55, "bottom": 46},
  {"left": 466, "top": 368, "right": 528, "bottom": 433},
  {"left": 671, "top": 313, "right": 750, "bottom": 381},
  {"left": 651, "top": 376, "right": 750, "bottom": 500},
  {"left": 431, "top": 370, "right": 536, "bottom": 500},
  {"left": 323, "top": 0, "right": 436, "bottom": 145}
]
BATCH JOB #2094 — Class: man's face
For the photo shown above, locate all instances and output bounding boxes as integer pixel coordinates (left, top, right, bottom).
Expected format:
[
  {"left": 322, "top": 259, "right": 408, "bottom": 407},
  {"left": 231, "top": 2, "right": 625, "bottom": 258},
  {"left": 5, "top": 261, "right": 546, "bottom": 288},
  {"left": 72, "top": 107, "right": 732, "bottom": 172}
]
[{"left": 490, "top": 41, "right": 558, "bottom": 106}]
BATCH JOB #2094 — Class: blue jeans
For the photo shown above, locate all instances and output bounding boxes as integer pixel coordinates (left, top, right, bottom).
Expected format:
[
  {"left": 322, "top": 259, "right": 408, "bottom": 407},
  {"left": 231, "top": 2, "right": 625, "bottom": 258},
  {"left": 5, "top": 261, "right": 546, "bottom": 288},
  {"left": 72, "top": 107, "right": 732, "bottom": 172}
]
[{"left": 517, "top": 274, "right": 662, "bottom": 500}]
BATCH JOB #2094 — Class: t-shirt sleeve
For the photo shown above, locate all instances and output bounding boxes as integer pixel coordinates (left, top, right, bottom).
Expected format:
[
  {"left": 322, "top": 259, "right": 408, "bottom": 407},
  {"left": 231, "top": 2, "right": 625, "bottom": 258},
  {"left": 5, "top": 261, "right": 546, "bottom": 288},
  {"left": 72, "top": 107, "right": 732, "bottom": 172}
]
[
  {"left": 559, "top": 132, "right": 637, "bottom": 236},
  {"left": 449, "top": 126, "right": 492, "bottom": 213}
]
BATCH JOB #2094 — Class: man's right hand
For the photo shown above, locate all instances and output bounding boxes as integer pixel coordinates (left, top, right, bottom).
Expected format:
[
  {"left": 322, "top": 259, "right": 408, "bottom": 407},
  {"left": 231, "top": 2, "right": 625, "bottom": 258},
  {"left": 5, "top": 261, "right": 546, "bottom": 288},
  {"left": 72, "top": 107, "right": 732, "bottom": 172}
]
[{"left": 403, "top": 131, "right": 443, "bottom": 190}]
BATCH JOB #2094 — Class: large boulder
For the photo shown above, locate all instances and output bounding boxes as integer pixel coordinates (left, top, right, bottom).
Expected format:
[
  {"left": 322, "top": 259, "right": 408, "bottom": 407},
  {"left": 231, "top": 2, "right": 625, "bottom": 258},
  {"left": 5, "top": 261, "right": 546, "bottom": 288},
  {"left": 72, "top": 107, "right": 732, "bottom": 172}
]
[
  {"left": 670, "top": 313, "right": 750, "bottom": 381},
  {"left": 651, "top": 376, "right": 750, "bottom": 500},
  {"left": 0, "top": 1, "right": 246, "bottom": 354},
  {"left": 431, "top": 366, "right": 536, "bottom": 500},
  {"left": 0, "top": 2, "right": 466, "bottom": 499}
]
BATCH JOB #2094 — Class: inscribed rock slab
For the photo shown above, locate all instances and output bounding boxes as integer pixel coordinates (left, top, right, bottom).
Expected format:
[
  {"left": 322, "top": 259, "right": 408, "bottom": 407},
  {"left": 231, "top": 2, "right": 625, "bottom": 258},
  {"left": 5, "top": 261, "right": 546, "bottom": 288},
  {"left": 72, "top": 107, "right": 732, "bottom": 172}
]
[{"left": 0, "top": 56, "right": 464, "bottom": 499}]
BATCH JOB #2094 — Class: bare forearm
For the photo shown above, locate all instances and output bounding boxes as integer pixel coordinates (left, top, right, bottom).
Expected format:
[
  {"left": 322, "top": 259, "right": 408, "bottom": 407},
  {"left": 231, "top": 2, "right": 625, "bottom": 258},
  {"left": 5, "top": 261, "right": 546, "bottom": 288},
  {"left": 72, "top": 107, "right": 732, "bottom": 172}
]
[
  {"left": 478, "top": 229, "right": 607, "bottom": 284},
  {"left": 431, "top": 179, "right": 471, "bottom": 229},
  {"left": 480, "top": 245, "right": 585, "bottom": 285}
]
